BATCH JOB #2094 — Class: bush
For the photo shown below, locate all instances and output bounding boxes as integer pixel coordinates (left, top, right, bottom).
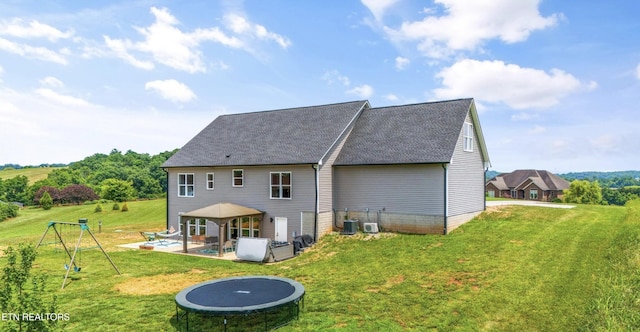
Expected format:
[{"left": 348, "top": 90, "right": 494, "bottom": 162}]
[
  {"left": 94, "top": 204, "right": 103, "bottom": 213},
  {"left": 40, "top": 191, "right": 53, "bottom": 210},
  {"left": 0, "top": 201, "right": 19, "bottom": 221},
  {"left": 121, "top": 202, "right": 129, "bottom": 212},
  {"left": 112, "top": 203, "right": 120, "bottom": 211},
  {"left": 0, "top": 244, "right": 59, "bottom": 331}
]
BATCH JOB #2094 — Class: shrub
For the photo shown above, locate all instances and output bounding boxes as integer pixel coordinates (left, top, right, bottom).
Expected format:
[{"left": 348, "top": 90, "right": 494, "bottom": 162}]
[
  {"left": 94, "top": 204, "right": 103, "bottom": 213},
  {"left": 121, "top": 202, "right": 129, "bottom": 212},
  {"left": 60, "top": 184, "right": 99, "bottom": 205},
  {"left": 0, "top": 244, "right": 59, "bottom": 332},
  {"left": 40, "top": 191, "right": 54, "bottom": 210},
  {"left": 0, "top": 201, "right": 19, "bottom": 221},
  {"left": 33, "top": 186, "right": 61, "bottom": 205},
  {"left": 112, "top": 203, "right": 120, "bottom": 211}
]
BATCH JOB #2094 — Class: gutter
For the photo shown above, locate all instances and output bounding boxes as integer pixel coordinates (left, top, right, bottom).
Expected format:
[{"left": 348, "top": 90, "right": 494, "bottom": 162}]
[{"left": 442, "top": 163, "right": 449, "bottom": 235}]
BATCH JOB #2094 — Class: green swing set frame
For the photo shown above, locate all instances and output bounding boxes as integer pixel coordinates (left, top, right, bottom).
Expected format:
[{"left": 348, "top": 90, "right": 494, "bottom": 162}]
[{"left": 36, "top": 220, "right": 121, "bottom": 289}]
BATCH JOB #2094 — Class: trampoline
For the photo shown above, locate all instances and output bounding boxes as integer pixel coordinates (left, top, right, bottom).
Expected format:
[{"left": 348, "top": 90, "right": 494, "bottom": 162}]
[{"left": 175, "top": 275, "right": 305, "bottom": 331}]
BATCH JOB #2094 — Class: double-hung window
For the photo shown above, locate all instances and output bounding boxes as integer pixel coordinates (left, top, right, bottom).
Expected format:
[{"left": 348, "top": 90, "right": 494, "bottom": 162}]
[
  {"left": 232, "top": 169, "right": 244, "bottom": 187},
  {"left": 530, "top": 189, "right": 538, "bottom": 200},
  {"left": 270, "top": 172, "right": 291, "bottom": 199},
  {"left": 463, "top": 122, "right": 473, "bottom": 152},
  {"left": 206, "top": 173, "right": 214, "bottom": 190},
  {"left": 178, "top": 173, "right": 194, "bottom": 197}
]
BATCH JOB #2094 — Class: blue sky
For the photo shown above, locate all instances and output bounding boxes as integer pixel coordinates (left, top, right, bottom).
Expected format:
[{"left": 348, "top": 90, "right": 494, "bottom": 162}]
[{"left": 0, "top": 0, "right": 638, "bottom": 173}]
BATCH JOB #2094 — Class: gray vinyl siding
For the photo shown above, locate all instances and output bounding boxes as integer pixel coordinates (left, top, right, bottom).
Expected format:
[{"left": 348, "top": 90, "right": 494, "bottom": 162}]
[
  {"left": 167, "top": 165, "right": 315, "bottom": 242},
  {"left": 333, "top": 164, "right": 444, "bottom": 215},
  {"left": 319, "top": 126, "right": 355, "bottom": 213},
  {"left": 447, "top": 112, "right": 486, "bottom": 216}
]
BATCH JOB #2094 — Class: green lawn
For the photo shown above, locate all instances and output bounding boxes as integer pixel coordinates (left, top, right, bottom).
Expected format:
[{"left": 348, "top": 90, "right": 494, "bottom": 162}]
[
  {"left": 1, "top": 200, "right": 639, "bottom": 331},
  {"left": 0, "top": 166, "right": 63, "bottom": 184}
]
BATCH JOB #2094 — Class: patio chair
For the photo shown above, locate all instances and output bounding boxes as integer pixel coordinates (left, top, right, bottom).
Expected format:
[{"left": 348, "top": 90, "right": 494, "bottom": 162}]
[
  {"left": 223, "top": 240, "right": 235, "bottom": 253},
  {"left": 155, "top": 230, "right": 181, "bottom": 246}
]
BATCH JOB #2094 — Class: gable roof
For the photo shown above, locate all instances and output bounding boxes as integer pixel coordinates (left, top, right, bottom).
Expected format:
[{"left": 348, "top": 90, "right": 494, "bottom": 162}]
[
  {"left": 334, "top": 98, "right": 488, "bottom": 165},
  {"left": 162, "top": 101, "right": 368, "bottom": 167},
  {"left": 487, "top": 170, "right": 570, "bottom": 191}
]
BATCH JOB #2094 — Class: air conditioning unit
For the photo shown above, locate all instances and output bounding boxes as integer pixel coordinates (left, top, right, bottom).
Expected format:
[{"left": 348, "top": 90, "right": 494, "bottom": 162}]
[
  {"left": 342, "top": 220, "right": 358, "bottom": 235},
  {"left": 363, "top": 222, "right": 379, "bottom": 234}
]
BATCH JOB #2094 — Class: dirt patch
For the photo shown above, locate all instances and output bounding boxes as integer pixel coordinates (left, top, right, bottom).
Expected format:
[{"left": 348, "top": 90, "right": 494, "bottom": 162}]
[
  {"left": 366, "top": 274, "right": 405, "bottom": 293},
  {"left": 113, "top": 269, "right": 227, "bottom": 295}
]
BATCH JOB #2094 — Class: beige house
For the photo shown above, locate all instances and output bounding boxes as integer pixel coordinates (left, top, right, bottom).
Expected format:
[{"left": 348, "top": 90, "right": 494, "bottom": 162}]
[{"left": 486, "top": 170, "right": 570, "bottom": 202}]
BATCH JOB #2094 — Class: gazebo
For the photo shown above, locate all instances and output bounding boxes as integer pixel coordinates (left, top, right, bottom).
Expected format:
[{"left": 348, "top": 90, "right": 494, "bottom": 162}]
[{"left": 179, "top": 203, "right": 264, "bottom": 257}]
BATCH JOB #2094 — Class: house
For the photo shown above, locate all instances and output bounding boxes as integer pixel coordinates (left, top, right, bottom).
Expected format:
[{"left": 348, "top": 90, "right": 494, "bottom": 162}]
[
  {"left": 485, "top": 170, "right": 570, "bottom": 202},
  {"left": 161, "top": 98, "right": 490, "bottom": 245}
]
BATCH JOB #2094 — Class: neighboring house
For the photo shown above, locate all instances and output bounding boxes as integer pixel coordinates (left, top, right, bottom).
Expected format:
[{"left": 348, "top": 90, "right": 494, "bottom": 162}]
[
  {"left": 485, "top": 170, "right": 570, "bottom": 202},
  {"left": 161, "top": 98, "right": 490, "bottom": 244}
]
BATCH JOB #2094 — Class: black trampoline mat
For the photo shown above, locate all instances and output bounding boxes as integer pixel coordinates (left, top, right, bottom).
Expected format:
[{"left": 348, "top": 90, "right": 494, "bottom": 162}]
[{"left": 176, "top": 276, "right": 305, "bottom": 314}]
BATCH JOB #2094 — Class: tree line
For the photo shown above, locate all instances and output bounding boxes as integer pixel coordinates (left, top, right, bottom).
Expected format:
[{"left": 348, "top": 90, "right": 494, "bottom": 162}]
[
  {"left": 563, "top": 179, "right": 640, "bottom": 206},
  {"left": 0, "top": 149, "right": 176, "bottom": 219}
]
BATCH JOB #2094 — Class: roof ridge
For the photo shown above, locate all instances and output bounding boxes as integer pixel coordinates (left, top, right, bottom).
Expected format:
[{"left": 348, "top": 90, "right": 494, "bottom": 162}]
[
  {"left": 369, "top": 98, "right": 473, "bottom": 110},
  {"left": 219, "top": 100, "right": 368, "bottom": 117}
]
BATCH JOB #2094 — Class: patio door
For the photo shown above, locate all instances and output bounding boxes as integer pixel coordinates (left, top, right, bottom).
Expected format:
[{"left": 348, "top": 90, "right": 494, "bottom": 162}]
[{"left": 275, "top": 217, "right": 287, "bottom": 242}]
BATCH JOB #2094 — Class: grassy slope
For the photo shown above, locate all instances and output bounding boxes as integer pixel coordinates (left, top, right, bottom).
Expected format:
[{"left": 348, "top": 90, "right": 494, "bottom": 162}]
[
  {"left": 0, "top": 200, "right": 638, "bottom": 331},
  {"left": 0, "top": 166, "right": 63, "bottom": 184}
]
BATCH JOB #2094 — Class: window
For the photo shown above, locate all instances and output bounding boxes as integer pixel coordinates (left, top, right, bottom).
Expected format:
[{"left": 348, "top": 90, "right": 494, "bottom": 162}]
[
  {"left": 232, "top": 169, "right": 244, "bottom": 187},
  {"left": 530, "top": 189, "right": 538, "bottom": 200},
  {"left": 187, "top": 218, "right": 207, "bottom": 237},
  {"left": 270, "top": 172, "right": 291, "bottom": 199},
  {"left": 463, "top": 122, "right": 473, "bottom": 152},
  {"left": 178, "top": 173, "right": 194, "bottom": 197},
  {"left": 206, "top": 173, "right": 214, "bottom": 190},
  {"left": 487, "top": 190, "right": 495, "bottom": 198},
  {"left": 228, "top": 216, "right": 260, "bottom": 239}
]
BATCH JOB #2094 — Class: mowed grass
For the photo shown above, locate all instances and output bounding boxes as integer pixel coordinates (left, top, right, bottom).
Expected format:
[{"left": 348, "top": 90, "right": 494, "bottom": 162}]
[
  {"left": 0, "top": 166, "right": 63, "bottom": 184},
  {"left": 1, "top": 200, "right": 639, "bottom": 331}
]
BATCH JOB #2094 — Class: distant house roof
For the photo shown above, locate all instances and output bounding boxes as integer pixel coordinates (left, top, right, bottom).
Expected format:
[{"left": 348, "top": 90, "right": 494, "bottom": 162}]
[
  {"left": 487, "top": 170, "right": 570, "bottom": 191},
  {"left": 334, "top": 98, "right": 489, "bottom": 165},
  {"left": 162, "top": 101, "right": 368, "bottom": 167}
]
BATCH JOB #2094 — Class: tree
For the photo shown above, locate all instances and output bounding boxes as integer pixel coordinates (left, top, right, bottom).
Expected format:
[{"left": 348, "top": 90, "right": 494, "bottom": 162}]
[
  {"left": 40, "top": 191, "right": 53, "bottom": 210},
  {"left": 33, "top": 186, "right": 61, "bottom": 205},
  {"left": 60, "top": 184, "right": 99, "bottom": 205},
  {"left": 563, "top": 180, "right": 603, "bottom": 205},
  {"left": 0, "top": 244, "right": 59, "bottom": 332},
  {"left": 0, "top": 202, "right": 19, "bottom": 222},
  {"left": 100, "top": 179, "right": 135, "bottom": 202},
  {"left": 3, "top": 175, "right": 28, "bottom": 203}
]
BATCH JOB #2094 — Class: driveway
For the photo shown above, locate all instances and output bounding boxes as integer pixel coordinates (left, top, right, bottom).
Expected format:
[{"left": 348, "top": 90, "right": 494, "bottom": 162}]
[{"left": 486, "top": 200, "right": 575, "bottom": 209}]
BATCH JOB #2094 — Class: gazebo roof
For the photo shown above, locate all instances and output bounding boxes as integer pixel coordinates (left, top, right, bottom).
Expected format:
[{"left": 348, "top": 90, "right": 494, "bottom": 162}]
[{"left": 180, "top": 203, "right": 263, "bottom": 220}]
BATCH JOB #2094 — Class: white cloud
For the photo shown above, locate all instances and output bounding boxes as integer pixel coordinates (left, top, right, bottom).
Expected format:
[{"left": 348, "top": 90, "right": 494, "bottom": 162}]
[
  {"left": 347, "top": 84, "right": 374, "bottom": 98},
  {"left": 385, "top": 93, "right": 399, "bottom": 101},
  {"left": 39, "top": 76, "right": 64, "bottom": 88},
  {"left": 321, "top": 70, "right": 351, "bottom": 86},
  {"left": 224, "top": 14, "right": 291, "bottom": 49},
  {"left": 0, "top": 37, "right": 68, "bottom": 64},
  {"left": 395, "top": 56, "right": 409, "bottom": 70},
  {"left": 361, "top": 0, "right": 400, "bottom": 22},
  {"left": 528, "top": 125, "right": 546, "bottom": 134},
  {"left": 379, "top": 0, "right": 561, "bottom": 59},
  {"left": 0, "top": 18, "right": 74, "bottom": 41},
  {"left": 104, "top": 7, "right": 243, "bottom": 73},
  {"left": 636, "top": 63, "right": 640, "bottom": 80},
  {"left": 35, "top": 88, "right": 92, "bottom": 107},
  {"left": 433, "top": 59, "right": 585, "bottom": 109},
  {"left": 145, "top": 79, "right": 196, "bottom": 103}
]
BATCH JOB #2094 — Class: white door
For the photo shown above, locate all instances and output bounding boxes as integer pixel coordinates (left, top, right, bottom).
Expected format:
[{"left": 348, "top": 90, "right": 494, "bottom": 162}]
[{"left": 275, "top": 217, "right": 287, "bottom": 242}]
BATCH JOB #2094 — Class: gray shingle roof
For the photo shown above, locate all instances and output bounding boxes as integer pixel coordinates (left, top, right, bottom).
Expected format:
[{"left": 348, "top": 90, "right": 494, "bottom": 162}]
[
  {"left": 162, "top": 101, "right": 368, "bottom": 167},
  {"left": 333, "top": 98, "right": 474, "bottom": 165},
  {"left": 487, "top": 170, "right": 570, "bottom": 191}
]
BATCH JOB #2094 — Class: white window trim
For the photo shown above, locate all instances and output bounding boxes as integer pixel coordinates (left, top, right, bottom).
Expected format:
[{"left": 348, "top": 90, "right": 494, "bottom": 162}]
[
  {"left": 206, "top": 172, "right": 215, "bottom": 190},
  {"left": 178, "top": 173, "right": 195, "bottom": 197},
  {"left": 530, "top": 189, "right": 538, "bottom": 200},
  {"left": 463, "top": 122, "right": 473, "bottom": 152},
  {"left": 232, "top": 169, "right": 244, "bottom": 187},
  {"left": 270, "top": 171, "right": 292, "bottom": 199}
]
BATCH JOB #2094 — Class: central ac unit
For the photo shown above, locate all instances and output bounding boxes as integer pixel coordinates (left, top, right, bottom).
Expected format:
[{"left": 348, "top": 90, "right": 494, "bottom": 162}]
[
  {"left": 363, "top": 222, "right": 379, "bottom": 234},
  {"left": 342, "top": 220, "right": 358, "bottom": 235}
]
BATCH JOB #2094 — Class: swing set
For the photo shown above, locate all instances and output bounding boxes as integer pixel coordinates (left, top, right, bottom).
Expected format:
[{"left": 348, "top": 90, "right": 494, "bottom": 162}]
[{"left": 35, "top": 219, "right": 121, "bottom": 289}]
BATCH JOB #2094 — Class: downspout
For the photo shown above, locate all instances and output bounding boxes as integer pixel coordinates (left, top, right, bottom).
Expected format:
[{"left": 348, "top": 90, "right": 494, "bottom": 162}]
[
  {"left": 163, "top": 168, "right": 169, "bottom": 230},
  {"left": 312, "top": 164, "right": 319, "bottom": 242},
  {"left": 442, "top": 163, "right": 449, "bottom": 235}
]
